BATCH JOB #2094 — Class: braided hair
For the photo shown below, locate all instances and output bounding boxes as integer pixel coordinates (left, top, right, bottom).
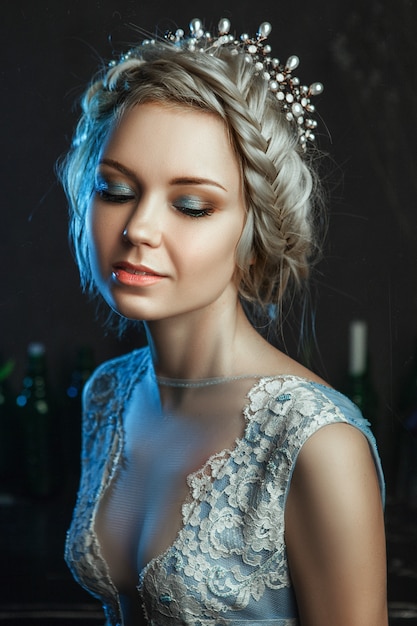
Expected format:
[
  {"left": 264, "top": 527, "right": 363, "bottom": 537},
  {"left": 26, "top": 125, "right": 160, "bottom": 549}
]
[{"left": 58, "top": 39, "right": 325, "bottom": 329}]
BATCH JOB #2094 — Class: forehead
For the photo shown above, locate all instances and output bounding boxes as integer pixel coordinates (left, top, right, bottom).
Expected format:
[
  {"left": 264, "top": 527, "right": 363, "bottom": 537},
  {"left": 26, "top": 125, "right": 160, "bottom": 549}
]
[{"left": 101, "top": 102, "right": 241, "bottom": 184}]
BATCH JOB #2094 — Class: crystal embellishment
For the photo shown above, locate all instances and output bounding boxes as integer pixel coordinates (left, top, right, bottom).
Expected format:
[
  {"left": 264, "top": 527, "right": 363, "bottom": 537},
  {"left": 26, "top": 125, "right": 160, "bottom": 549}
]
[
  {"left": 110, "top": 18, "right": 324, "bottom": 151},
  {"left": 164, "top": 18, "right": 324, "bottom": 150}
]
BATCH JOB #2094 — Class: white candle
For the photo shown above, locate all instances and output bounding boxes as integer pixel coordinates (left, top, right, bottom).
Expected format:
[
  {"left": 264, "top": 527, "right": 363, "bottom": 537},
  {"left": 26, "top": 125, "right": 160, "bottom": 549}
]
[{"left": 349, "top": 320, "right": 367, "bottom": 376}]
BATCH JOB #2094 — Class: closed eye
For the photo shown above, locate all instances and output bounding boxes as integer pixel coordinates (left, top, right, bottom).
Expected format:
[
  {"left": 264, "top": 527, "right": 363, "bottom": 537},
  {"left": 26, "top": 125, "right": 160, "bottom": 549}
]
[
  {"left": 94, "top": 180, "right": 136, "bottom": 204},
  {"left": 172, "top": 196, "right": 214, "bottom": 218}
]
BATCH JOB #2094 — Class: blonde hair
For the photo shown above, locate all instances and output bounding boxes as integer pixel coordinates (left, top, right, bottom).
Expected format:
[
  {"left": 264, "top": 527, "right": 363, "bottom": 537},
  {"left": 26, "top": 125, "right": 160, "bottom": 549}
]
[{"left": 58, "top": 40, "right": 325, "bottom": 330}]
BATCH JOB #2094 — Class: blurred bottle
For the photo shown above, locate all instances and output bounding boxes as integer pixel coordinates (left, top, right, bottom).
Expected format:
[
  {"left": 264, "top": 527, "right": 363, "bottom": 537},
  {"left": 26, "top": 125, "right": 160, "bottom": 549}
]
[
  {"left": 62, "top": 346, "right": 94, "bottom": 494},
  {"left": 0, "top": 357, "right": 16, "bottom": 495},
  {"left": 396, "top": 343, "right": 417, "bottom": 506},
  {"left": 345, "top": 320, "right": 378, "bottom": 427},
  {"left": 16, "top": 343, "right": 58, "bottom": 498}
]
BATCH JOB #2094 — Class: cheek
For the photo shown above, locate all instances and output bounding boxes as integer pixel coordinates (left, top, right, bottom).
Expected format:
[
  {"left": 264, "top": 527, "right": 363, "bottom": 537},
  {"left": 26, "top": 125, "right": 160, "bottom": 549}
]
[
  {"left": 174, "top": 220, "right": 243, "bottom": 278},
  {"left": 86, "top": 204, "right": 119, "bottom": 259},
  {"left": 86, "top": 204, "right": 113, "bottom": 276}
]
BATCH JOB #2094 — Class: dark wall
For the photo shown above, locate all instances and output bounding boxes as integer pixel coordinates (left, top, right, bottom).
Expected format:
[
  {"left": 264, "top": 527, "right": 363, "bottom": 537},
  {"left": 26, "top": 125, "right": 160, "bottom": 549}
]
[{"left": 2, "top": 0, "right": 416, "bottom": 489}]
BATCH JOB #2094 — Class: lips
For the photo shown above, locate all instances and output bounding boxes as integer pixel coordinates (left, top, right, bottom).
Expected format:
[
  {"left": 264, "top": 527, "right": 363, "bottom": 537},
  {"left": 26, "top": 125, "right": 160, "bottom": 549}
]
[
  {"left": 112, "top": 261, "right": 165, "bottom": 286},
  {"left": 114, "top": 261, "right": 161, "bottom": 275}
]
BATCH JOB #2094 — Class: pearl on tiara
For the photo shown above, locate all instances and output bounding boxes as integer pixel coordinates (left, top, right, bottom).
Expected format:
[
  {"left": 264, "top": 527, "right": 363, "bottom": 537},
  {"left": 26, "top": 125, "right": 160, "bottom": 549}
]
[
  {"left": 167, "top": 18, "right": 324, "bottom": 150},
  {"left": 110, "top": 18, "right": 324, "bottom": 151}
]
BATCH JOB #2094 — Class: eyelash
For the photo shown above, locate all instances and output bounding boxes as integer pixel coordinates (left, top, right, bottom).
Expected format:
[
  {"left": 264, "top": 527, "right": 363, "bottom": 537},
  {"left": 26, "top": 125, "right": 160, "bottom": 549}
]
[
  {"left": 95, "top": 181, "right": 215, "bottom": 218},
  {"left": 94, "top": 181, "right": 135, "bottom": 204},
  {"left": 174, "top": 207, "right": 213, "bottom": 218},
  {"left": 172, "top": 197, "right": 214, "bottom": 219}
]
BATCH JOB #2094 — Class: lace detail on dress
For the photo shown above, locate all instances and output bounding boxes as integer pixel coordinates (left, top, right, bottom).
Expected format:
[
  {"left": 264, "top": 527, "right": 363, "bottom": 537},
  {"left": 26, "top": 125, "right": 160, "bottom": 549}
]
[
  {"left": 65, "top": 351, "right": 149, "bottom": 625},
  {"left": 136, "top": 376, "right": 380, "bottom": 626},
  {"left": 65, "top": 349, "right": 384, "bottom": 626}
]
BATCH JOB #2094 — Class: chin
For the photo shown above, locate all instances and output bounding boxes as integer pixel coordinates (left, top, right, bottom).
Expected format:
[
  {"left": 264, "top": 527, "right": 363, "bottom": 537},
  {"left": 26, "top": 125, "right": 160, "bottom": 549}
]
[{"left": 105, "top": 299, "right": 160, "bottom": 323}]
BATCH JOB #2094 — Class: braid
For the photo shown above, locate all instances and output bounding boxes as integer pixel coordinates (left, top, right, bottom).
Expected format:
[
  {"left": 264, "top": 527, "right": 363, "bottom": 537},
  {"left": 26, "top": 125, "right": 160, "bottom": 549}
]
[
  {"left": 58, "top": 40, "right": 324, "bottom": 325},
  {"left": 176, "top": 48, "right": 319, "bottom": 308}
]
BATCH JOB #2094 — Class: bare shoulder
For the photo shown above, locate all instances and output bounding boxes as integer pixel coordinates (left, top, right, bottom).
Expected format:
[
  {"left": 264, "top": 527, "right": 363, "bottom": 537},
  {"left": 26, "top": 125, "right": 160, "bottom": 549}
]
[
  {"left": 295, "top": 421, "right": 376, "bottom": 471},
  {"left": 288, "top": 422, "right": 382, "bottom": 520},
  {"left": 279, "top": 354, "right": 330, "bottom": 387},
  {"left": 256, "top": 339, "right": 330, "bottom": 387},
  {"left": 237, "top": 318, "right": 330, "bottom": 386},
  {"left": 285, "top": 423, "right": 388, "bottom": 625}
]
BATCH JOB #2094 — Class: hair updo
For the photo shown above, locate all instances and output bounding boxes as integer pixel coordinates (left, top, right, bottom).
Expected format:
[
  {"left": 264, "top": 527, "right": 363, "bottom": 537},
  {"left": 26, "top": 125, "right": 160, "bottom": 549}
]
[{"left": 58, "top": 33, "right": 326, "bottom": 331}]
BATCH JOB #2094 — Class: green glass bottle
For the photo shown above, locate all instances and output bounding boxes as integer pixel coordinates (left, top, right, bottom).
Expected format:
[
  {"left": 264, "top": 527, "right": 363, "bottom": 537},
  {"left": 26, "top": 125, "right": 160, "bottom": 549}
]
[
  {"left": 16, "top": 343, "right": 57, "bottom": 498},
  {"left": 62, "top": 346, "right": 94, "bottom": 494},
  {"left": 345, "top": 320, "right": 378, "bottom": 428}
]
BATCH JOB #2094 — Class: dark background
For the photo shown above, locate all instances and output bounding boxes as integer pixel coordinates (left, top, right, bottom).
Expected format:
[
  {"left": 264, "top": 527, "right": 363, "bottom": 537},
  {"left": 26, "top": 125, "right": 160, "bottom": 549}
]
[
  {"left": 1, "top": 0, "right": 417, "bottom": 622},
  {"left": 2, "top": 0, "right": 417, "bottom": 489}
]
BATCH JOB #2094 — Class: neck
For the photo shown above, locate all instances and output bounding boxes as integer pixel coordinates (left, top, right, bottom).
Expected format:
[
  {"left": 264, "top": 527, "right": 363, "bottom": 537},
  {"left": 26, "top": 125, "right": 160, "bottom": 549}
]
[{"left": 144, "top": 300, "right": 259, "bottom": 380}]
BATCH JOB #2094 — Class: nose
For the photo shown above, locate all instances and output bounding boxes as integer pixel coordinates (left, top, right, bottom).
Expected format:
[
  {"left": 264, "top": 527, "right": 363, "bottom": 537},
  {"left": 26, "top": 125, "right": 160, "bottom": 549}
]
[{"left": 122, "top": 194, "right": 162, "bottom": 248}]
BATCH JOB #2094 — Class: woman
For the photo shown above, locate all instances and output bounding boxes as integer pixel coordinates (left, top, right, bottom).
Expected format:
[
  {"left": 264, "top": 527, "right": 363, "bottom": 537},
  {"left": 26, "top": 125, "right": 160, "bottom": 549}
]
[{"left": 60, "top": 18, "right": 388, "bottom": 626}]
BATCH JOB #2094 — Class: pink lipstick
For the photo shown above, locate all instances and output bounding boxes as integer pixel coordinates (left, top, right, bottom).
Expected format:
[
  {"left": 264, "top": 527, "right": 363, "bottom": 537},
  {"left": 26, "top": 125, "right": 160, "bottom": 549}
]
[{"left": 112, "top": 262, "right": 165, "bottom": 287}]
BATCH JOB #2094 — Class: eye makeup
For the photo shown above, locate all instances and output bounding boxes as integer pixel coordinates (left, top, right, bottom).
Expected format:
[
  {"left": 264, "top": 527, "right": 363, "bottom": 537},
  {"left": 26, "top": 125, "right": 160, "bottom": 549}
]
[
  {"left": 94, "top": 177, "right": 136, "bottom": 204},
  {"left": 172, "top": 195, "right": 215, "bottom": 218}
]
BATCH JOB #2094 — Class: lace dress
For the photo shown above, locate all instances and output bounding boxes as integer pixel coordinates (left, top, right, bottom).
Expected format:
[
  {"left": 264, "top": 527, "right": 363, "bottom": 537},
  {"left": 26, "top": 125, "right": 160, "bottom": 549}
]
[{"left": 65, "top": 347, "right": 385, "bottom": 626}]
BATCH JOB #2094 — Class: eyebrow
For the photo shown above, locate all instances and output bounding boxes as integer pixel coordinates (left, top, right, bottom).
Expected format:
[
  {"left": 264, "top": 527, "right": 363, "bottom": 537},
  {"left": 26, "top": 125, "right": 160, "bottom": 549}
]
[
  {"left": 169, "top": 177, "right": 227, "bottom": 192},
  {"left": 98, "top": 158, "right": 227, "bottom": 192}
]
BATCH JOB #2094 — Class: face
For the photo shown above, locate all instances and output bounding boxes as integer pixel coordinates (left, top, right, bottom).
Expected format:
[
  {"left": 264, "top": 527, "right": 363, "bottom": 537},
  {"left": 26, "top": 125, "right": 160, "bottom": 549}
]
[{"left": 86, "top": 102, "right": 246, "bottom": 324}]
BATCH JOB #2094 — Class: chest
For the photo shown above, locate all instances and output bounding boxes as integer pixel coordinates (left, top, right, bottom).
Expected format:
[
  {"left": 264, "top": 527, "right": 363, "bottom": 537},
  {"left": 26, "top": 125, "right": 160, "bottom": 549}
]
[
  {"left": 94, "top": 392, "right": 248, "bottom": 587},
  {"left": 66, "top": 372, "right": 311, "bottom": 624}
]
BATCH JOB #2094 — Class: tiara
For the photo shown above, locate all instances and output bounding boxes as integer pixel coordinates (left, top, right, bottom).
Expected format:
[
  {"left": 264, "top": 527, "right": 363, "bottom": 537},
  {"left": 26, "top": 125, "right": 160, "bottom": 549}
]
[
  {"left": 167, "top": 19, "right": 324, "bottom": 150},
  {"left": 114, "top": 18, "right": 324, "bottom": 150}
]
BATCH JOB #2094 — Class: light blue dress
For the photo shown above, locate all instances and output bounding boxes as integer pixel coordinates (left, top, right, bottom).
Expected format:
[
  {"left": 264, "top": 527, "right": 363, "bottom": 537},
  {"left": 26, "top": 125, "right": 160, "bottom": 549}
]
[{"left": 65, "top": 347, "right": 385, "bottom": 626}]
